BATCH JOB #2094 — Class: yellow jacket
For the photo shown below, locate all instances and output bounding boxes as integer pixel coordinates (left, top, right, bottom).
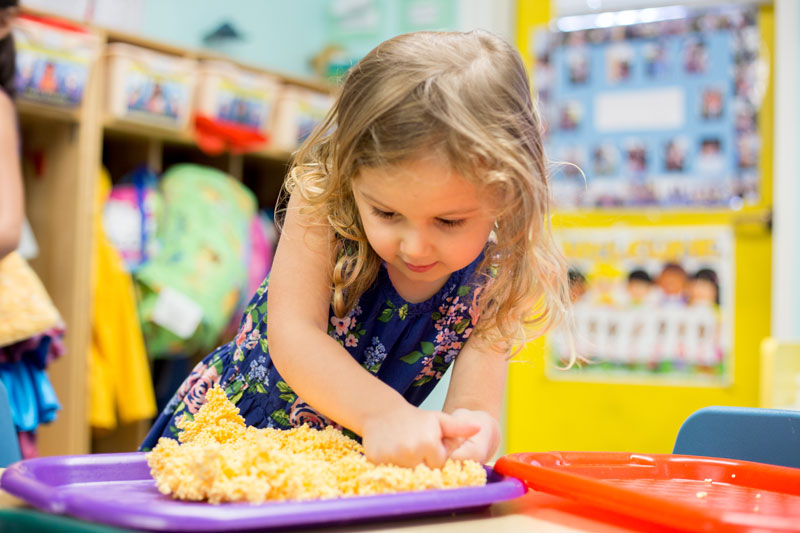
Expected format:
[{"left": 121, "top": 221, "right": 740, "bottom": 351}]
[{"left": 89, "top": 169, "right": 156, "bottom": 430}]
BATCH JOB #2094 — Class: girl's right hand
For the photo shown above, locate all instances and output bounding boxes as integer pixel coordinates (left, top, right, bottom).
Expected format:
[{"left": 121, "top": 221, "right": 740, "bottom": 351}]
[{"left": 361, "top": 404, "right": 480, "bottom": 468}]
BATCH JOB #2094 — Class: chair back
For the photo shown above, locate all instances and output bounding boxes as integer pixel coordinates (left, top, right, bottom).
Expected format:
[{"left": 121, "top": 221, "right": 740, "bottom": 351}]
[{"left": 673, "top": 405, "right": 800, "bottom": 468}]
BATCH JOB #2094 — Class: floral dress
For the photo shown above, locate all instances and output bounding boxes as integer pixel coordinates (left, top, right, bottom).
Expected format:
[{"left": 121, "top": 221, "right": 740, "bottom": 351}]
[{"left": 139, "top": 253, "right": 485, "bottom": 451}]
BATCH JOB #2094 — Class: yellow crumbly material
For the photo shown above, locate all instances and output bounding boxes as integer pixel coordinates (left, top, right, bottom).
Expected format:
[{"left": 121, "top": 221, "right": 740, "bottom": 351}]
[{"left": 147, "top": 385, "right": 487, "bottom": 504}]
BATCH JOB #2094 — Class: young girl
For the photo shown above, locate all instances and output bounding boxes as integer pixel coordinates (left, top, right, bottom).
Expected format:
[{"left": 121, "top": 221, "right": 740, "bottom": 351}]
[{"left": 140, "top": 30, "right": 571, "bottom": 467}]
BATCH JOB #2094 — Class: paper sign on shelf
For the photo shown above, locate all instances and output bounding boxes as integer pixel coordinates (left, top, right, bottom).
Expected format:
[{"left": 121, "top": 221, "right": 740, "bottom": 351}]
[{"left": 151, "top": 286, "right": 203, "bottom": 339}]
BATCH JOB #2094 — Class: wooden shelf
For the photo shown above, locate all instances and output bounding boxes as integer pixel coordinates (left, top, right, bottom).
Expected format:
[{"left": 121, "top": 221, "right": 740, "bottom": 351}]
[
  {"left": 16, "top": 99, "right": 82, "bottom": 122},
  {"left": 103, "top": 28, "right": 201, "bottom": 60},
  {"left": 103, "top": 115, "right": 194, "bottom": 144},
  {"left": 17, "top": 100, "right": 295, "bottom": 167},
  {"left": 103, "top": 115, "right": 293, "bottom": 163},
  {"left": 100, "top": 27, "right": 335, "bottom": 95},
  {"left": 16, "top": 5, "right": 313, "bottom": 457},
  {"left": 252, "top": 146, "right": 293, "bottom": 163},
  {"left": 21, "top": 6, "right": 335, "bottom": 96}
]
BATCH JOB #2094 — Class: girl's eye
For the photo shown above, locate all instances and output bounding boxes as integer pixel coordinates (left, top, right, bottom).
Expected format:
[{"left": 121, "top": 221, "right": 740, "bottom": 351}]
[
  {"left": 372, "top": 207, "right": 396, "bottom": 219},
  {"left": 437, "top": 218, "right": 466, "bottom": 228}
]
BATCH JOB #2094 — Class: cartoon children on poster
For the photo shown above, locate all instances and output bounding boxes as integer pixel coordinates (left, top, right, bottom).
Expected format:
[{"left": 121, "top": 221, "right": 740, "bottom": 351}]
[{"left": 551, "top": 227, "right": 732, "bottom": 385}]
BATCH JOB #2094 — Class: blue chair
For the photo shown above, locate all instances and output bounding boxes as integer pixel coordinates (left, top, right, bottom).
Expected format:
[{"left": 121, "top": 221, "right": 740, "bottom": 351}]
[
  {"left": 0, "top": 379, "right": 21, "bottom": 467},
  {"left": 673, "top": 405, "right": 800, "bottom": 469}
]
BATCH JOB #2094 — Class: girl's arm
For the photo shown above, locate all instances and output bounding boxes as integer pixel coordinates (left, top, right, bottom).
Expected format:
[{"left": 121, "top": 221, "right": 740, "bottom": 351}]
[
  {"left": 267, "top": 191, "right": 478, "bottom": 467},
  {"left": 441, "top": 337, "right": 510, "bottom": 463},
  {"left": 0, "top": 90, "right": 23, "bottom": 260}
]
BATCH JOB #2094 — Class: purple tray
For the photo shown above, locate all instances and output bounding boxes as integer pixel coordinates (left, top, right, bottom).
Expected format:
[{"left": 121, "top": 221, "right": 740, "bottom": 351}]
[{"left": 1, "top": 452, "right": 526, "bottom": 531}]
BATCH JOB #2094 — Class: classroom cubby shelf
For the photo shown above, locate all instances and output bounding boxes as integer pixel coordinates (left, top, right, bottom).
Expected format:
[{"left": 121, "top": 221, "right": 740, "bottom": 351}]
[{"left": 16, "top": 7, "right": 332, "bottom": 456}]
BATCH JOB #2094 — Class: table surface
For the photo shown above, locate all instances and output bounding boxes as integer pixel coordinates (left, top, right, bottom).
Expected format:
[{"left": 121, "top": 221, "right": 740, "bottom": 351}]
[{"left": 0, "top": 467, "right": 676, "bottom": 533}]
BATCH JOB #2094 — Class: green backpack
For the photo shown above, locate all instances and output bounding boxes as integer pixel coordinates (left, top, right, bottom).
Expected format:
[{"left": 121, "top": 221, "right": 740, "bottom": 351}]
[{"left": 134, "top": 164, "right": 256, "bottom": 358}]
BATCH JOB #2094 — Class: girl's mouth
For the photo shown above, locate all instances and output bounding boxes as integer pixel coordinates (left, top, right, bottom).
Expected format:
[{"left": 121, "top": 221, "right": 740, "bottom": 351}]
[{"left": 405, "top": 261, "right": 437, "bottom": 273}]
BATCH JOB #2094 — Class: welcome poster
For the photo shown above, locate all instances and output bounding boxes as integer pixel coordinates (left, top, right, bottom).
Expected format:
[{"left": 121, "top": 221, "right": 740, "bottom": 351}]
[{"left": 547, "top": 226, "right": 734, "bottom": 386}]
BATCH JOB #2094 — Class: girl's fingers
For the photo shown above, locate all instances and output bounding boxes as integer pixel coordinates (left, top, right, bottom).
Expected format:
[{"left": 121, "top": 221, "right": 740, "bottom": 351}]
[
  {"left": 443, "top": 436, "right": 466, "bottom": 456},
  {"left": 422, "top": 441, "right": 448, "bottom": 469},
  {"left": 436, "top": 412, "right": 481, "bottom": 439}
]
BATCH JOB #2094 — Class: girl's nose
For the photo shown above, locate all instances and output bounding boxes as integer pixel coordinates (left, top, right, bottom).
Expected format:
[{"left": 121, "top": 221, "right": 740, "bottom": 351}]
[{"left": 400, "top": 227, "right": 430, "bottom": 260}]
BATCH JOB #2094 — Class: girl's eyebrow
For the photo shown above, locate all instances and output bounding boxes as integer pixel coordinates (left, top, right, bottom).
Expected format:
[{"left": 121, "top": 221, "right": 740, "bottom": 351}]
[
  {"left": 358, "top": 190, "right": 394, "bottom": 210},
  {"left": 437, "top": 206, "right": 481, "bottom": 217},
  {"left": 358, "top": 189, "right": 481, "bottom": 217}
]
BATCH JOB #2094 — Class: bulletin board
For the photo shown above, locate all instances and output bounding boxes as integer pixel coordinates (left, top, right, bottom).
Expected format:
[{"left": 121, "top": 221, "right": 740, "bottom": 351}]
[
  {"left": 507, "top": 1, "right": 773, "bottom": 457},
  {"left": 533, "top": 6, "right": 765, "bottom": 209},
  {"left": 547, "top": 225, "right": 734, "bottom": 386}
]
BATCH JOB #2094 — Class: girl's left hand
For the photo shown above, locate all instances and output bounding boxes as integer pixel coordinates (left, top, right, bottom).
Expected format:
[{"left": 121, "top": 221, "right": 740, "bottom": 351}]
[{"left": 443, "top": 408, "right": 500, "bottom": 463}]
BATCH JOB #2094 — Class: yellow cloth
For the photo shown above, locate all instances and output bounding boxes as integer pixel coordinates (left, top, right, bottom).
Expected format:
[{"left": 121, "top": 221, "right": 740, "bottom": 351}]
[
  {"left": 89, "top": 169, "right": 156, "bottom": 430},
  {"left": 0, "top": 251, "right": 61, "bottom": 348}
]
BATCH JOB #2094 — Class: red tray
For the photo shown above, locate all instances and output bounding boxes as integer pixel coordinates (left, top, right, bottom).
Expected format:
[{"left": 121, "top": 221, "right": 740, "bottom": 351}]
[{"left": 494, "top": 452, "right": 800, "bottom": 532}]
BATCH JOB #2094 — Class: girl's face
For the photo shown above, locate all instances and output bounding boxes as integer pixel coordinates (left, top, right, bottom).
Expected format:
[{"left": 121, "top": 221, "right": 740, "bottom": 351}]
[{"left": 352, "top": 154, "right": 495, "bottom": 297}]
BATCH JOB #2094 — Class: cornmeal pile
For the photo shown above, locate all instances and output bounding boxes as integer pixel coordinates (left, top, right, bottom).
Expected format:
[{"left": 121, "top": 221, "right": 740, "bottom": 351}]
[{"left": 147, "top": 385, "right": 486, "bottom": 504}]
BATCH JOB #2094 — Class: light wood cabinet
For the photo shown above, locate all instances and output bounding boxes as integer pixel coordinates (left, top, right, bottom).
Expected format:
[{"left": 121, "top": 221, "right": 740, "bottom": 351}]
[{"left": 16, "top": 9, "right": 332, "bottom": 456}]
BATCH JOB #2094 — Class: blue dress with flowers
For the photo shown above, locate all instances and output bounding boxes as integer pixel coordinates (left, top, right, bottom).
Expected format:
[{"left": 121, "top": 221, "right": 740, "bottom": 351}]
[{"left": 139, "top": 253, "right": 485, "bottom": 450}]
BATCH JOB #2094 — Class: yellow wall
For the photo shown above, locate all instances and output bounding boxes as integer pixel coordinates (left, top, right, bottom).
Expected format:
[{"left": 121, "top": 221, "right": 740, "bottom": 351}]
[
  {"left": 515, "top": 0, "right": 551, "bottom": 74},
  {"left": 507, "top": 6, "right": 774, "bottom": 454}
]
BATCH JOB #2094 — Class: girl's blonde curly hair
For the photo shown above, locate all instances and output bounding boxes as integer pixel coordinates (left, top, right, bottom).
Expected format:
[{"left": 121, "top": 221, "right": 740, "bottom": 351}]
[{"left": 281, "top": 30, "right": 571, "bottom": 355}]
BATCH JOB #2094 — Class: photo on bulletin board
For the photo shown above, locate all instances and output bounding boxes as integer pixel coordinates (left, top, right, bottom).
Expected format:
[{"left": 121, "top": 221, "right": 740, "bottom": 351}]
[
  {"left": 546, "top": 226, "right": 734, "bottom": 386},
  {"left": 532, "top": 6, "right": 764, "bottom": 209}
]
